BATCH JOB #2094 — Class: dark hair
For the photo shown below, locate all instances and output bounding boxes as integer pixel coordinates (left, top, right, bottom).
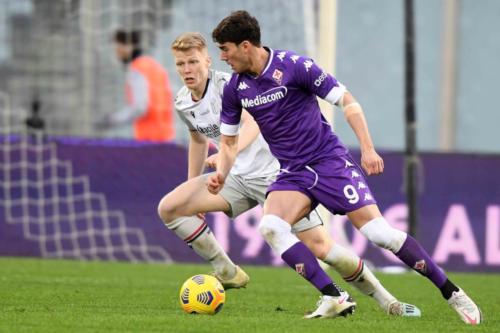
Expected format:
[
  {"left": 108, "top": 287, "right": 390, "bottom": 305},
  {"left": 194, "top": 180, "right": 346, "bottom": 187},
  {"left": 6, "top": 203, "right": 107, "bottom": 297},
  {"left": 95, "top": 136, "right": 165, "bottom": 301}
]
[
  {"left": 212, "top": 10, "right": 261, "bottom": 46},
  {"left": 114, "top": 30, "right": 141, "bottom": 47}
]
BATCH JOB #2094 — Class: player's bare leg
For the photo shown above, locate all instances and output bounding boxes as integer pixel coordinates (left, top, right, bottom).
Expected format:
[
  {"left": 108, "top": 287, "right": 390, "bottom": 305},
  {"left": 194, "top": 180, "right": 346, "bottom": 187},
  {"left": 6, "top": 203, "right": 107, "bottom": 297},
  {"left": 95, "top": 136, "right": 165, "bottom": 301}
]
[
  {"left": 262, "top": 191, "right": 355, "bottom": 318},
  {"left": 158, "top": 174, "right": 231, "bottom": 220},
  {"left": 297, "top": 225, "right": 420, "bottom": 316},
  {"left": 348, "top": 204, "right": 481, "bottom": 324},
  {"left": 158, "top": 174, "right": 249, "bottom": 288}
]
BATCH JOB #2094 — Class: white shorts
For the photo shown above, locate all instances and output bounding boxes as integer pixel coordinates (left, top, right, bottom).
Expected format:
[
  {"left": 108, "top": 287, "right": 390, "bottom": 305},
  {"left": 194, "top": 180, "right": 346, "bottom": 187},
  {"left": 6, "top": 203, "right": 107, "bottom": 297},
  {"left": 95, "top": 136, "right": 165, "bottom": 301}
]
[{"left": 208, "top": 172, "right": 323, "bottom": 233}]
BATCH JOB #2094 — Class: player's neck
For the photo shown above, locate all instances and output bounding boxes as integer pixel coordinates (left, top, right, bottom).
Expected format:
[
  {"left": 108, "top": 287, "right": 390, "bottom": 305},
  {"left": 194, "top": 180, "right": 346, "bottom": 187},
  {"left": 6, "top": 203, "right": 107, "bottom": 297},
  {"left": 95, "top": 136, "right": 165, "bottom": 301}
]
[
  {"left": 247, "top": 47, "right": 270, "bottom": 77},
  {"left": 190, "top": 78, "right": 210, "bottom": 102}
]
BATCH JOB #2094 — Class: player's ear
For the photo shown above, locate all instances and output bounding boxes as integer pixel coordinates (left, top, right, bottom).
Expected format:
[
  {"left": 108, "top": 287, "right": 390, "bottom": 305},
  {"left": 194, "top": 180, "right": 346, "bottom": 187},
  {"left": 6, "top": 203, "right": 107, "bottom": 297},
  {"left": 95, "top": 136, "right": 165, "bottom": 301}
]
[
  {"left": 240, "top": 40, "right": 251, "bottom": 52},
  {"left": 207, "top": 56, "right": 212, "bottom": 67}
]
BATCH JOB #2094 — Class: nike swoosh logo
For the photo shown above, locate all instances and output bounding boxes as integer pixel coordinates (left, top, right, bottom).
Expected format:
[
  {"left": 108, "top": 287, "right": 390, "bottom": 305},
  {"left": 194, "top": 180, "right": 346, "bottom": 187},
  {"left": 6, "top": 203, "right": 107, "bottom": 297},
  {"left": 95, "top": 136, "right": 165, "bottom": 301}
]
[
  {"left": 338, "top": 296, "right": 348, "bottom": 305},
  {"left": 462, "top": 310, "right": 478, "bottom": 325}
]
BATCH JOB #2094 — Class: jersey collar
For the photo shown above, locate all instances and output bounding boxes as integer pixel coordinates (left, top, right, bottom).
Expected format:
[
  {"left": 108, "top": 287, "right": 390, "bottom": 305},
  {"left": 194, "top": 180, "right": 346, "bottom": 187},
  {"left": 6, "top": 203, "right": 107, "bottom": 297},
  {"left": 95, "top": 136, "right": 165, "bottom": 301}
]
[
  {"left": 260, "top": 47, "right": 274, "bottom": 77},
  {"left": 249, "top": 47, "right": 273, "bottom": 79}
]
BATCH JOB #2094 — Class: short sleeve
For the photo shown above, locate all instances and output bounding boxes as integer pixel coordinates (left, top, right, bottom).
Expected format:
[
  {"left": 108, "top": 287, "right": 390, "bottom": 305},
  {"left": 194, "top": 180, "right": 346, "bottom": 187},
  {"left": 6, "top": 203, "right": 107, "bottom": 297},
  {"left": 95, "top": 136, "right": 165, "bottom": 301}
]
[
  {"left": 212, "top": 70, "right": 231, "bottom": 97},
  {"left": 174, "top": 90, "right": 197, "bottom": 131},
  {"left": 293, "top": 55, "right": 346, "bottom": 104},
  {"left": 220, "top": 77, "right": 242, "bottom": 136},
  {"left": 176, "top": 108, "right": 196, "bottom": 131}
]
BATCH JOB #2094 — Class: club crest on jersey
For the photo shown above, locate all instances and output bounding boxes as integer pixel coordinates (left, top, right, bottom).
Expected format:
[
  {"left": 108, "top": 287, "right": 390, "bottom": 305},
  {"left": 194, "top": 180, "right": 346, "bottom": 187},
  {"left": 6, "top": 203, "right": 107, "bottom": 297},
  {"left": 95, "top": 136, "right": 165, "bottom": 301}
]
[
  {"left": 413, "top": 260, "right": 427, "bottom": 273},
  {"left": 295, "top": 263, "right": 306, "bottom": 277},
  {"left": 272, "top": 69, "right": 283, "bottom": 84}
]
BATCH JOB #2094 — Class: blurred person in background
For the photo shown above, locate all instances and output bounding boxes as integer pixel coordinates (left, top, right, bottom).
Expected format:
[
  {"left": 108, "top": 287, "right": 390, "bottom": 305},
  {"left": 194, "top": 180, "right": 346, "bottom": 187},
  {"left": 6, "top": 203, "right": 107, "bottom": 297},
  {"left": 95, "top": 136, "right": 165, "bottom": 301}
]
[{"left": 95, "top": 30, "right": 175, "bottom": 142}]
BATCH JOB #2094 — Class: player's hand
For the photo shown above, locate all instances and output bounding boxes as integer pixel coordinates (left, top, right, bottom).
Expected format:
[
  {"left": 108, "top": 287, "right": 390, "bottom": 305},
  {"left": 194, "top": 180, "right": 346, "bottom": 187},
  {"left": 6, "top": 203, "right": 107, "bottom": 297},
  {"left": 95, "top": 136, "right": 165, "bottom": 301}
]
[
  {"left": 205, "top": 153, "right": 218, "bottom": 169},
  {"left": 361, "top": 148, "right": 384, "bottom": 175},
  {"left": 206, "top": 172, "right": 225, "bottom": 194}
]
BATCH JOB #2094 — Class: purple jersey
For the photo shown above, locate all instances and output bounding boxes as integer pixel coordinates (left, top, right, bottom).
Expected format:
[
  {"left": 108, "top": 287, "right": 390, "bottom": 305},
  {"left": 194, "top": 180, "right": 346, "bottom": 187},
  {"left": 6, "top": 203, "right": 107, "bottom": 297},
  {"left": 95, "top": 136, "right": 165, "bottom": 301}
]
[{"left": 220, "top": 48, "right": 349, "bottom": 171}]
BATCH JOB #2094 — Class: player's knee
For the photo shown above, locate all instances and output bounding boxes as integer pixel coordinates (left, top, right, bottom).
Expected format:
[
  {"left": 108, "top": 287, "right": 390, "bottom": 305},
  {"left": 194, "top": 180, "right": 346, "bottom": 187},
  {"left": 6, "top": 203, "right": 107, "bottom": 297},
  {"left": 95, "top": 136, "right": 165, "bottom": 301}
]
[
  {"left": 157, "top": 196, "right": 178, "bottom": 224},
  {"left": 157, "top": 197, "right": 169, "bottom": 223},
  {"left": 257, "top": 216, "right": 277, "bottom": 242},
  {"left": 258, "top": 215, "right": 292, "bottom": 244},
  {"left": 258, "top": 215, "right": 300, "bottom": 255},
  {"left": 359, "top": 217, "right": 407, "bottom": 253}
]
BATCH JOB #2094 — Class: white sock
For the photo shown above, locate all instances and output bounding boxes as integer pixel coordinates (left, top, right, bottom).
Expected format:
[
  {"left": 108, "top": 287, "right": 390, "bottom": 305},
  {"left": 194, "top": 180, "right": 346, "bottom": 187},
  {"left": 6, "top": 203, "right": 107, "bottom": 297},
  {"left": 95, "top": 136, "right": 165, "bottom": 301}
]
[
  {"left": 359, "top": 217, "right": 407, "bottom": 253},
  {"left": 166, "top": 216, "right": 236, "bottom": 279},
  {"left": 258, "top": 215, "right": 300, "bottom": 255},
  {"left": 323, "top": 243, "right": 396, "bottom": 310}
]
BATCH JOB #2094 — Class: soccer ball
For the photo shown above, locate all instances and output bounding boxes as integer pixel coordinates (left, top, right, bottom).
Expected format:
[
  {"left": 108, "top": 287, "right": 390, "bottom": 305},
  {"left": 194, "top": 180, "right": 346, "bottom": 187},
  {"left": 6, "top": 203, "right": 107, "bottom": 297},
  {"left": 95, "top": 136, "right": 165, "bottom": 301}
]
[{"left": 179, "top": 274, "right": 225, "bottom": 315}]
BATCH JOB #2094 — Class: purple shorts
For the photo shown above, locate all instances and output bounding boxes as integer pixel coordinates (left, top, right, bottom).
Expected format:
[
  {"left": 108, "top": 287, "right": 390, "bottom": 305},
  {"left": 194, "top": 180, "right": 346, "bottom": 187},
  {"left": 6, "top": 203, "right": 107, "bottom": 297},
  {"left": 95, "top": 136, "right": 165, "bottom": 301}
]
[{"left": 267, "top": 154, "right": 377, "bottom": 215}]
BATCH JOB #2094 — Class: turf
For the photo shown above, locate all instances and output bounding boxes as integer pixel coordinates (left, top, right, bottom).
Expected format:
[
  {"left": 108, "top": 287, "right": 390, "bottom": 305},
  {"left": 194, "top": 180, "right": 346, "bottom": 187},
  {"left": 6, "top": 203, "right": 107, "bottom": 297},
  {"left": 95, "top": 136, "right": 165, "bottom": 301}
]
[{"left": 0, "top": 257, "right": 498, "bottom": 333}]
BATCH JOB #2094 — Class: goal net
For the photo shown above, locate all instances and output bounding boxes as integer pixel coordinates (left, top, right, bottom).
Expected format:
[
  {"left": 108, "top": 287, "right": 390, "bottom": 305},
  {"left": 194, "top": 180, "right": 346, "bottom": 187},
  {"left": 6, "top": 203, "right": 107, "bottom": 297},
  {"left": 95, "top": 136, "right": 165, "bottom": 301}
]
[{"left": 0, "top": 90, "right": 172, "bottom": 261}]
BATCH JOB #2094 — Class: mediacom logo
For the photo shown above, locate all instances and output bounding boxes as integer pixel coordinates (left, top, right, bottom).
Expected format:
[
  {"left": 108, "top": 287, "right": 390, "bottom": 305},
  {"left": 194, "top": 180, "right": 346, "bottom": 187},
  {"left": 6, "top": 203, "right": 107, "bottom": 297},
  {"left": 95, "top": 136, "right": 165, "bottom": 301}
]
[{"left": 241, "top": 86, "right": 287, "bottom": 108}]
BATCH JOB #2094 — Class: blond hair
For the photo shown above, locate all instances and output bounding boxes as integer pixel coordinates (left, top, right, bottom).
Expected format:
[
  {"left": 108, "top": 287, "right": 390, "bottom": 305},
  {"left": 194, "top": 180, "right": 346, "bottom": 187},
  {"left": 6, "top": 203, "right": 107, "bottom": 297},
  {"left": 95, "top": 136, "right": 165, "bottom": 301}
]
[{"left": 171, "top": 32, "right": 207, "bottom": 51}]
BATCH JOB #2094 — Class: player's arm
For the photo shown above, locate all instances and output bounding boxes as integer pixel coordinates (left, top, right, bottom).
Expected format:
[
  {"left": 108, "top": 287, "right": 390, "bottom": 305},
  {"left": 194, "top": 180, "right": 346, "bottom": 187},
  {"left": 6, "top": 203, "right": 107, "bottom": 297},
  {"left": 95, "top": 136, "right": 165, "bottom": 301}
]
[
  {"left": 294, "top": 55, "right": 384, "bottom": 176},
  {"left": 218, "top": 134, "right": 238, "bottom": 180},
  {"left": 236, "top": 110, "right": 259, "bottom": 153},
  {"left": 206, "top": 77, "right": 242, "bottom": 194},
  {"left": 206, "top": 133, "right": 238, "bottom": 194},
  {"left": 336, "top": 91, "right": 384, "bottom": 175},
  {"left": 205, "top": 110, "right": 258, "bottom": 168},
  {"left": 187, "top": 130, "right": 209, "bottom": 179}
]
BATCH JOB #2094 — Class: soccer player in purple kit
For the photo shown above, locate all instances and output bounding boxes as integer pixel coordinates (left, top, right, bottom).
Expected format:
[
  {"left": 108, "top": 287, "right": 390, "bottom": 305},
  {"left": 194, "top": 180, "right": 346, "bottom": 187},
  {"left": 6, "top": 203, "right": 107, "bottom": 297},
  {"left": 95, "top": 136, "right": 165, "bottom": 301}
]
[
  {"left": 162, "top": 32, "right": 422, "bottom": 319},
  {"left": 208, "top": 10, "right": 482, "bottom": 323}
]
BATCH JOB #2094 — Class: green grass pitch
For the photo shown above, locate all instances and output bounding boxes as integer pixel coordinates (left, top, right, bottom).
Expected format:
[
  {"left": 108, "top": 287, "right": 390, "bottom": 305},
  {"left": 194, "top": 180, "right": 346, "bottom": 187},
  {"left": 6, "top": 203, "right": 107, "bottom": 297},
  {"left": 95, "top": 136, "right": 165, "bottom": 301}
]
[{"left": 0, "top": 257, "right": 498, "bottom": 333}]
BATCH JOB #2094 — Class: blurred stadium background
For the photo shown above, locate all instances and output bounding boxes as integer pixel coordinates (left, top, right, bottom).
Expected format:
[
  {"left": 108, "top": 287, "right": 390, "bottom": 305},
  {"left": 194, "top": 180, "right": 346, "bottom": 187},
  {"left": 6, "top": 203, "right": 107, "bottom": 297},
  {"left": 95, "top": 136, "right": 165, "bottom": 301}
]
[{"left": 0, "top": 0, "right": 499, "bottom": 273}]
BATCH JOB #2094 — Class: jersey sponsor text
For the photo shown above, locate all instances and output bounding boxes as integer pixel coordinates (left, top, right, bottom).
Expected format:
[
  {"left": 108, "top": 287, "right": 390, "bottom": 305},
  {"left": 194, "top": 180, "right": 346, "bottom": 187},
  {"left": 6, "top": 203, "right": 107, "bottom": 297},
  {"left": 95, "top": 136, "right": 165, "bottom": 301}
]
[
  {"left": 196, "top": 124, "right": 220, "bottom": 138},
  {"left": 241, "top": 87, "right": 287, "bottom": 108}
]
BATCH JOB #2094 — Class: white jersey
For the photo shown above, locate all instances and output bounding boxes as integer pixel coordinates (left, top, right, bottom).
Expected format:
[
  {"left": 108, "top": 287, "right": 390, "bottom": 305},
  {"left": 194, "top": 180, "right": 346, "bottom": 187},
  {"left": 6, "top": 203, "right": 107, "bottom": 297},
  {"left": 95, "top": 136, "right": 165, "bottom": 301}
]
[{"left": 175, "top": 69, "right": 279, "bottom": 178}]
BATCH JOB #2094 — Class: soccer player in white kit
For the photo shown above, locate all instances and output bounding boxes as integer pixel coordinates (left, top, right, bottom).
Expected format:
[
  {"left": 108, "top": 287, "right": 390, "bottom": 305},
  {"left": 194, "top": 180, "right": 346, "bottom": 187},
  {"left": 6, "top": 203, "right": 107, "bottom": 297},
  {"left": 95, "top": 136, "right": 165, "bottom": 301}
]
[{"left": 158, "top": 32, "right": 420, "bottom": 318}]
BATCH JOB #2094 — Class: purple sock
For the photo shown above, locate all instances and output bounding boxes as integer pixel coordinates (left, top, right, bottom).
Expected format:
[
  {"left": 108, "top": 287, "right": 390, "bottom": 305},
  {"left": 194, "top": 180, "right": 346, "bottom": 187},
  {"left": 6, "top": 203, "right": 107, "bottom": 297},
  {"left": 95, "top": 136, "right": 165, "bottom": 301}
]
[
  {"left": 281, "top": 242, "right": 334, "bottom": 291},
  {"left": 396, "top": 235, "right": 448, "bottom": 288}
]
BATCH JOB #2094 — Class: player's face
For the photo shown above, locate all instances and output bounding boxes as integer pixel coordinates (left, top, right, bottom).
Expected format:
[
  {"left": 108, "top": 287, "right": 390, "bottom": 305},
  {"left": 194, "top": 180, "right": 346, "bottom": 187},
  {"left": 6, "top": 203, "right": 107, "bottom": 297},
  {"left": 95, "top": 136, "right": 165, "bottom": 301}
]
[
  {"left": 217, "top": 42, "right": 250, "bottom": 73},
  {"left": 173, "top": 48, "right": 211, "bottom": 92}
]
